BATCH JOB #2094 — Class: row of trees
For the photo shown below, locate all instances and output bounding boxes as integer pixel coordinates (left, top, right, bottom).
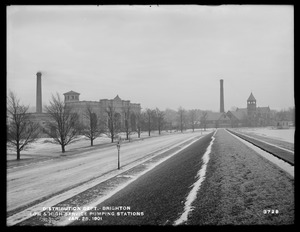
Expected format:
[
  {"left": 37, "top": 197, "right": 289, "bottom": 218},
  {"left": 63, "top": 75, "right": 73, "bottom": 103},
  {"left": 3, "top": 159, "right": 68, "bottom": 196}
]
[
  {"left": 9, "top": 91, "right": 294, "bottom": 160},
  {"left": 7, "top": 92, "right": 209, "bottom": 160},
  {"left": 274, "top": 107, "right": 295, "bottom": 124}
]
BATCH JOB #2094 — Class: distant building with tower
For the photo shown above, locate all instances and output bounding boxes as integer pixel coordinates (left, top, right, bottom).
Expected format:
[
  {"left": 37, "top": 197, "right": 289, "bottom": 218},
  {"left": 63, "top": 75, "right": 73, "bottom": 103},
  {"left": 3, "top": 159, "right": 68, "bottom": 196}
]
[
  {"left": 205, "top": 79, "right": 272, "bottom": 128},
  {"left": 227, "top": 92, "right": 271, "bottom": 127},
  {"left": 28, "top": 72, "right": 141, "bottom": 134}
]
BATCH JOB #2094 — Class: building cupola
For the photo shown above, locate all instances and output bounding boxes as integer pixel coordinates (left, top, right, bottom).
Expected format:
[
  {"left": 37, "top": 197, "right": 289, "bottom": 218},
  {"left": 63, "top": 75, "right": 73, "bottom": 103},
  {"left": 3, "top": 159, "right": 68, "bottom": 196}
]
[{"left": 63, "top": 90, "right": 80, "bottom": 102}]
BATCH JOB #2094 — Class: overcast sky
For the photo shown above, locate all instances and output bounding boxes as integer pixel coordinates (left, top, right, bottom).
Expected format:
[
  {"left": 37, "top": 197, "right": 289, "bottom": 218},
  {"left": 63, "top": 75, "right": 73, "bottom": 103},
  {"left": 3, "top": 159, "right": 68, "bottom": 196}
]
[{"left": 7, "top": 5, "right": 294, "bottom": 112}]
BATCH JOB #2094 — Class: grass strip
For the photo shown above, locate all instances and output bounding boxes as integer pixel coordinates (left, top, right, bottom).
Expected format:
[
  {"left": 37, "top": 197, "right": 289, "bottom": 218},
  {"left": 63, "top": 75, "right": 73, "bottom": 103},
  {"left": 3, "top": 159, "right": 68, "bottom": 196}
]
[{"left": 188, "top": 129, "right": 294, "bottom": 225}]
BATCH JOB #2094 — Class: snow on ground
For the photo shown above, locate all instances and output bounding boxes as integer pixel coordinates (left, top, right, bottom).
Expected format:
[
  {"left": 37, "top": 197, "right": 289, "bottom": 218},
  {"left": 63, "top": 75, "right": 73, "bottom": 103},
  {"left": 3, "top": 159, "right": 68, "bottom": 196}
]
[
  {"left": 7, "top": 130, "right": 196, "bottom": 160},
  {"left": 236, "top": 127, "right": 295, "bottom": 144},
  {"left": 7, "top": 129, "right": 211, "bottom": 212},
  {"left": 6, "top": 131, "right": 185, "bottom": 161},
  {"left": 7, "top": 136, "right": 111, "bottom": 160},
  {"left": 229, "top": 131, "right": 294, "bottom": 178}
]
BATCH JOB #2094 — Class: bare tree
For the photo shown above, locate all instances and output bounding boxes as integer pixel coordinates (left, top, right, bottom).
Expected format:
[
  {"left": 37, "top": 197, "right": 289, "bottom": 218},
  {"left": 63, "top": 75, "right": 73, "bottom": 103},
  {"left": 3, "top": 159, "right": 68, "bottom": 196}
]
[
  {"left": 7, "top": 91, "right": 40, "bottom": 160},
  {"left": 164, "top": 108, "right": 177, "bottom": 132},
  {"left": 276, "top": 109, "right": 290, "bottom": 121},
  {"left": 123, "top": 105, "right": 132, "bottom": 140},
  {"left": 105, "top": 105, "right": 121, "bottom": 143},
  {"left": 145, "top": 109, "right": 154, "bottom": 136},
  {"left": 188, "top": 109, "right": 198, "bottom": 132},
  {"left": 178, "top": 107, "right": 186, "bottom": 133},
  {"left": 200, "top": 111, "right": 208, "bottom": 131},
  {"left": 82, "top": 104, "right": 104, "bottom": 146},
  {"left": 155, "top": 108, "right": 165, "bottom": 135},
  {"left": 44, "top": 93, "right": 80, "bottom": 153},
  {"left": 135, "top": 111, "right": 144, "bottom": 138},
  {"left": 289, "top": 107, "right": 295, "bottom": 126}
]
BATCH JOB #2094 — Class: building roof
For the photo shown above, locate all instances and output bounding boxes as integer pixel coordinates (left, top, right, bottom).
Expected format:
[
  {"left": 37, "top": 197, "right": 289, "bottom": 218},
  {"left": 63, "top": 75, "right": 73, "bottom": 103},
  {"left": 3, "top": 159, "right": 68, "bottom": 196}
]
[
  {"left": 206, "top": 112, "right": 228, "bottom": 121},
  {"left": 257, "top": 106, "right": 270, "bottom": 113},
  {"left": 247, "top": 92, "right": 256, "bottom": 101},
  {"left": 63, "top": 90, "right": 80, "bottom": 95},
  {"left": 235, "top": 108, "right": 247, "bottom": 114},
  {"left": 230, "top": 110, "right": 247, "bottom": 120},
  {"left": 114, "top": 95, "right": 122, "bottom": 101}
]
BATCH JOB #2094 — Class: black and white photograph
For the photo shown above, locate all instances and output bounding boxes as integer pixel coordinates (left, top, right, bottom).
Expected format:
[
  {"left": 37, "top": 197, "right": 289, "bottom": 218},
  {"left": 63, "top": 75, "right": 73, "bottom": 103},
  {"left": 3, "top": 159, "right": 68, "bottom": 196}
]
[{"left": 6, "top": 5, "right": 294, "bottom": 226}]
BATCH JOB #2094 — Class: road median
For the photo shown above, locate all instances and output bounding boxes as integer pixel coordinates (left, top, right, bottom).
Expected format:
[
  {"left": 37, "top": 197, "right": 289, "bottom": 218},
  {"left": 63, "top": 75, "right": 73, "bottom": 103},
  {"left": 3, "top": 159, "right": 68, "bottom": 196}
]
[{"left": 188, "top": 129, "right": 294, "bottom": 225}]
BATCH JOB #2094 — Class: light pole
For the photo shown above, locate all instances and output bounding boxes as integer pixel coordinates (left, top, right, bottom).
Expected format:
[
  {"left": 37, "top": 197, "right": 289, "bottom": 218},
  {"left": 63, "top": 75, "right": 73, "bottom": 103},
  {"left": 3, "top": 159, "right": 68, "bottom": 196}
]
[{"left": 116, "top": 138, "right": 121, "bottom": 170}]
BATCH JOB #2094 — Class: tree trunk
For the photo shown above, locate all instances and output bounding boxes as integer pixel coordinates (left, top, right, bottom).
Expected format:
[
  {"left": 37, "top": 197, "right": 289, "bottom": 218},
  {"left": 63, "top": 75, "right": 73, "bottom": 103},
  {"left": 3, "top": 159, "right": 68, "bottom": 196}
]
[
  {"left": 61, "top": 144, "right": 65, "bottom": 153},
  {"left": 111, "top": 136, "right": 114, "bottom": 143},
  {"left": 91, "top": 138, "right": 93, "bottom": 146},
  {"left": 17, "top": 149, "right": 20, "bottom": 160}
]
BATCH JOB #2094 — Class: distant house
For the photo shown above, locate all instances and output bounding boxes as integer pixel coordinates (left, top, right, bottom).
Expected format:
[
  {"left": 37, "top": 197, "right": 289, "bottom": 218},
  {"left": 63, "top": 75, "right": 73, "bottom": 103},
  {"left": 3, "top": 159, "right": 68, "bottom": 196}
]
[
  {"left": 276, "top": 120, "right": 290, "bottom": 129},
  {"left": 275, "top": 109, "right": 294, "bottom": 129}
]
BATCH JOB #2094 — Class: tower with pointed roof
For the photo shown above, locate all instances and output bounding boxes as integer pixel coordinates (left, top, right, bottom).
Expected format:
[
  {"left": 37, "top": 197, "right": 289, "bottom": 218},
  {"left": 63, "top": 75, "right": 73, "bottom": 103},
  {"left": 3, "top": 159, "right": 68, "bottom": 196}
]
[
  {"left": 247, "top": 92, "right": 256, "bottom": 114},
  {"left": 247, "top": 92, "right": 257, "bottom": 126}
]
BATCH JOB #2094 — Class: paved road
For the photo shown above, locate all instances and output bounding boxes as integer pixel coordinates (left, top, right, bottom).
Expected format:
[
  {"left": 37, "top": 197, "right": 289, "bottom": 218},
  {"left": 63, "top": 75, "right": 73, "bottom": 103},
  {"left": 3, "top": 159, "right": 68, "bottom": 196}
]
[
  {"left": 7, "top": 131, "right": 207, "bottom": 213},
  {"left": 71, "top": 132, "right": 215, "bottom": 225},
  {"left": 10, "top": 129, "right": 293, "bottom": 226}
]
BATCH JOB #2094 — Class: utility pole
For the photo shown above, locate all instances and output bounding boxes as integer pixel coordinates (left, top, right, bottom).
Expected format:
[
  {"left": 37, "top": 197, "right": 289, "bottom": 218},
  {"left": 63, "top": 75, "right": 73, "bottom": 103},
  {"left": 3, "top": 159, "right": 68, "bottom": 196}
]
[{"left": 116, "top": 137, "right": 121, "bottom": 169}]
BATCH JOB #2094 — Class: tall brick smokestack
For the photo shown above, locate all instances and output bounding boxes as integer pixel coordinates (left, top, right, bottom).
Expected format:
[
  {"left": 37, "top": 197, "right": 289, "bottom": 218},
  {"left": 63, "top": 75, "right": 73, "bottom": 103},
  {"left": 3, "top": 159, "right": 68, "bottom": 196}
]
[
  {"left": 220, "top": 79, "right": 224, "bottom": 113},
  {"left": 36, "top": 72, "right": 42, "bottom": 113}
]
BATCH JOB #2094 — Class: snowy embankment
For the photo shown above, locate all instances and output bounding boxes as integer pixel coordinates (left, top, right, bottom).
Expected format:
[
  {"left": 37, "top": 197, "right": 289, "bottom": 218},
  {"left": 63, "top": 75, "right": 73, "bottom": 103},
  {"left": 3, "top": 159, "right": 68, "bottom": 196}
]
[
  {"left": 235, "top": 127, "right": 294, "bottom": 144},
  {"left": 187, "top": 129, "right": 294, "bottom": 225}
]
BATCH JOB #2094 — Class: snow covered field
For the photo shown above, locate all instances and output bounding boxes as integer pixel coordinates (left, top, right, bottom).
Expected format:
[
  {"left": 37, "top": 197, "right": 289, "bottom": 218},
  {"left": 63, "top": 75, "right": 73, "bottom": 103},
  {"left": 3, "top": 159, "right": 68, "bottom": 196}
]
[
  {"left": 235, "top": 127, "right": 295, "bottom": 144},
  {"left": 7, "top": 130, "right": 194, "bottom": 161},
  {"left": 7, "top": 136, "right": 111, "bottom": 161},
  {"left": 7, "top": 129, "right": 211, "bottom": 213}
]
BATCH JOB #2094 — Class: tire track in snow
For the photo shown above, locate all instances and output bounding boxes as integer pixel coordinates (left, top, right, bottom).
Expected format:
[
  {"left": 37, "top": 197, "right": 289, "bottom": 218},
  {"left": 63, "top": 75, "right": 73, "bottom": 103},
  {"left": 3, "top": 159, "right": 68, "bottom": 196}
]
[{"left": 173, "top": 129, "right": 217, "bottom": 225}]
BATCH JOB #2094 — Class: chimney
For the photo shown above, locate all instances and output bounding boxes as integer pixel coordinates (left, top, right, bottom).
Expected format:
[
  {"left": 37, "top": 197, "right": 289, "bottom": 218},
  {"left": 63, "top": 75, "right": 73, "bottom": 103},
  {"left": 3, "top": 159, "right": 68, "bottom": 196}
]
[
  {"left": 36, "top": 72, "right": 42, "bottom": 113},
  {"left": 220, "top": 79, "right": 224, "bottom": 113}
]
